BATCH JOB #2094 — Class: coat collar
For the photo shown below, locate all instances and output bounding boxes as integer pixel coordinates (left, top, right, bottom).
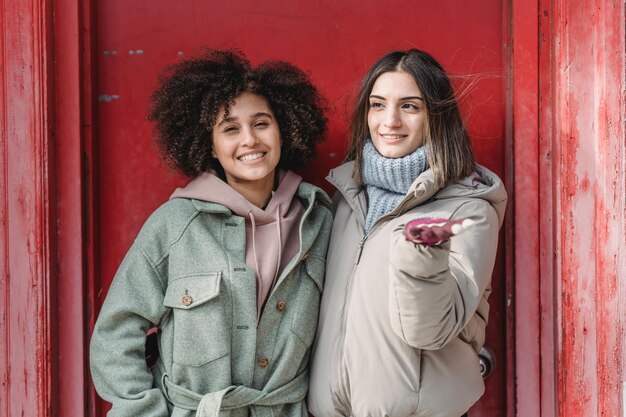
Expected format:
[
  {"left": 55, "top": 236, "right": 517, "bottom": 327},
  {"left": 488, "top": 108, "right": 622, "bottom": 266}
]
[
  {"left": 327, "top": 161, "right": 441, "bottom": 223},
  {"left": 327, "top": 160, "right": 507, "bottom": 228}
]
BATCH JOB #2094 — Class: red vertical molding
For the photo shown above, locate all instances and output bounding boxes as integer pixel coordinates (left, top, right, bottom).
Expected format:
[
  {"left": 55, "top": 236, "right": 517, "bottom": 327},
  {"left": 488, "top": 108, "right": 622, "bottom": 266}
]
[
  {"left": 54, "top": 0, "right": 95, "bottom": 416},
  {"left": 0, "top": 0, "right": 57, "bottom": 416},
  {"left": 0, "top": 0, "right": 7, "bottom": 412},
  {"left": 546, "top": 1, "right": 626, "bottom": 416},
  {"left": 80, "top": 0, "right": 99, "bottom": 415},
  {"left": 538, "top": 0, "right": 558, "bottom": 416},
  {"left": 0, "top": 0, "right": 95, "bottom": 414},
  {"left": 591, "top": 4, "right": 626, "bottom": 416},
  {"left": 510, "top": 0, "right": 542, "bottom": 416},
  {"left": 555, "top": 2, "right": 599, "bottom": 414},
  {"left": 502, "top": 1, "right": 516, "bottom": 416},
  {"left": 0, "top": 0, "right": 7, "bottom": 413}
]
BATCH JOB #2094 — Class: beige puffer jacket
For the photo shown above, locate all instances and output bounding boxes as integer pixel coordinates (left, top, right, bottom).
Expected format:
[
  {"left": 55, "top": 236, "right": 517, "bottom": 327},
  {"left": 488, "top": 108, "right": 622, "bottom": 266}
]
[{"left": 308, "top": 161, "right": 507, "bottom": 417}]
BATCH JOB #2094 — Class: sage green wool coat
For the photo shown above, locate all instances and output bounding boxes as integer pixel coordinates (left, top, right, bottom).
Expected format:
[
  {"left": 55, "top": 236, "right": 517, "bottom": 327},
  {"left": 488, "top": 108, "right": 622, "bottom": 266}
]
[{"left": 90, "top": 182, "right": 333, "bottom": 417}]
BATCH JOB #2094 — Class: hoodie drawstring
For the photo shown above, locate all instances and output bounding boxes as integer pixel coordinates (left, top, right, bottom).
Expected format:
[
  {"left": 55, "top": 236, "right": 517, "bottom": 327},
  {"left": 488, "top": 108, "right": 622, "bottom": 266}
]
[
  {"left": 273, "top": 206, "right": 282, "bottom": 286},
  {"left": 249, "top": 207, "right": 284, "bottom": 321},
  {"left": 248, "top": 211, "right": 263, "bottom": 321}
]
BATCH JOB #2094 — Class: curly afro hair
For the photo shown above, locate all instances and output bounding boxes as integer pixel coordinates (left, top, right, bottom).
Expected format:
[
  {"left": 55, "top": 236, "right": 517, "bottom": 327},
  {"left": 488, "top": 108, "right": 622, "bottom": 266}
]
[{"left": 148, "top": 49, "right": 328, "bottom": 178}]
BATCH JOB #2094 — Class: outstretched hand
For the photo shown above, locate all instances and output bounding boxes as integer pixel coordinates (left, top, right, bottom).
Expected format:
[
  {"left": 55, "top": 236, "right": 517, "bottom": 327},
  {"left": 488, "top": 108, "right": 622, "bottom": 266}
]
[{"left": 403, "top": 217, "right": 475, "bottom": 246}]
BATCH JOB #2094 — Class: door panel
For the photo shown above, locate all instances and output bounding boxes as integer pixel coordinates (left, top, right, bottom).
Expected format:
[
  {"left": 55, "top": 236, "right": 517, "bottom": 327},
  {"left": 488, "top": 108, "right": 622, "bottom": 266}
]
[{"left": 94, "top": 1, "right": 506, "bottom": 415}]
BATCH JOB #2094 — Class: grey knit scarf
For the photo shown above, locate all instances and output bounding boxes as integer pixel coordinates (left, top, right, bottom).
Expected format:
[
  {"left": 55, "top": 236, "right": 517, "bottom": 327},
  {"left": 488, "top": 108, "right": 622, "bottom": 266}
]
[{"left": 362, "top": 138, "right": 428, "bottom": 233}]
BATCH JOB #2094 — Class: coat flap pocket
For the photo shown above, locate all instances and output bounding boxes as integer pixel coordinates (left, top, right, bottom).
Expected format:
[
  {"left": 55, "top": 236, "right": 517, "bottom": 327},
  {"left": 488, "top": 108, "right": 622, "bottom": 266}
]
[
  {"left": 164, "top": 273, "right": 222, "bottom": 309},
  {"left": 304, "top": 254, "right": 325, "bottom": 293}
]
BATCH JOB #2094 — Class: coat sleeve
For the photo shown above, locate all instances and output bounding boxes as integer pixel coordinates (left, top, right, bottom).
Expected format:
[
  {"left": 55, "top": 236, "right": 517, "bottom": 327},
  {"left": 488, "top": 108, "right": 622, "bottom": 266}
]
[
  {"left": 89, "top": 241, "right": 170, "bottom": 417},
  {"left": 387, "top": 200, "right": 500, "bottom": 350}
]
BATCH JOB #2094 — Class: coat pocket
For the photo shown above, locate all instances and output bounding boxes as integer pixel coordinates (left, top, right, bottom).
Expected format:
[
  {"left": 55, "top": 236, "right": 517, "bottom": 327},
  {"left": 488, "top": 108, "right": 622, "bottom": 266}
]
[{"left": 164, "top": 273, "right": 230, "bottom": 367}]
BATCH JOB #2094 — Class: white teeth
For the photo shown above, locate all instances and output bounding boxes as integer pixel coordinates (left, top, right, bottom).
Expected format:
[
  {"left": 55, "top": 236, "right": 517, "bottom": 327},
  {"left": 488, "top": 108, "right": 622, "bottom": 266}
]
[
  {"left": 239, "top": 152, "right": 265, "bottom": 162},
  {"left": 381, "top": 134, "right": 404, "bottom": 139}
]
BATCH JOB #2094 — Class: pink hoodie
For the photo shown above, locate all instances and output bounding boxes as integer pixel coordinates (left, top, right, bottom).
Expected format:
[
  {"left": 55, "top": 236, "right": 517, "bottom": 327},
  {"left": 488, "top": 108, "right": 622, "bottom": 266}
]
[{"left": 170, "top": 170, "right": 304, "bottom": 317}]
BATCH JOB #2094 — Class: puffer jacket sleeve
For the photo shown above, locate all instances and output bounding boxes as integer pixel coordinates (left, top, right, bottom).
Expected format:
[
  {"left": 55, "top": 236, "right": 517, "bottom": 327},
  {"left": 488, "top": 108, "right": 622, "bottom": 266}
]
[
  {"left": 90, "top": 241, "right": 169, "bottom": 417},
  {"left": 387, "top": 199, "right": 500, "bottom": 350}
]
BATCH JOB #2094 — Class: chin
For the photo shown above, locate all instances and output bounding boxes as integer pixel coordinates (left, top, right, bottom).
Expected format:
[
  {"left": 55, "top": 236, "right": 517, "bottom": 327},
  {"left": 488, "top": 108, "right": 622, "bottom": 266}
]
[{"left": 380, "top": 148, "right": 409, "bottom": 159}]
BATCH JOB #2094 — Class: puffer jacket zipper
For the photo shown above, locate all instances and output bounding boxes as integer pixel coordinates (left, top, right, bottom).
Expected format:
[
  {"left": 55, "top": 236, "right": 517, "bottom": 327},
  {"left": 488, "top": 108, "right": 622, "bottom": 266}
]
[{"left": 329, "top": 177, "right": 419, "bottom": 414}]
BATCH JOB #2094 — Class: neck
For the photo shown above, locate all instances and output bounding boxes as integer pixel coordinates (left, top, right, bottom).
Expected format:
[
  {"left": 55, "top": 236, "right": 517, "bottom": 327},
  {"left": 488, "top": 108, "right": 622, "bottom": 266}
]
[{"left": 225, "top": 174, "right": 275, "bottom": 208}]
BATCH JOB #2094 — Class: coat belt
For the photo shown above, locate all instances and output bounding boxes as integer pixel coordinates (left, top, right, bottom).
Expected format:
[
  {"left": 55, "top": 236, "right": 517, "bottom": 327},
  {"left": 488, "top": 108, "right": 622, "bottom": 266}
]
[{"left": 161, "top": 371, "right": 309, "bottom": 417}]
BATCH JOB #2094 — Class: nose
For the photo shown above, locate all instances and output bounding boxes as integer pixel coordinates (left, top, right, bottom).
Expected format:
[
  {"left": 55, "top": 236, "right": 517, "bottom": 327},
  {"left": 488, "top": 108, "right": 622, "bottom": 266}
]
[
  {"left": 241, "top": 128, "right": 259, "bottom": 146},
  {"left": 383, "top": 108, "right": 402, "bottom": 128}
]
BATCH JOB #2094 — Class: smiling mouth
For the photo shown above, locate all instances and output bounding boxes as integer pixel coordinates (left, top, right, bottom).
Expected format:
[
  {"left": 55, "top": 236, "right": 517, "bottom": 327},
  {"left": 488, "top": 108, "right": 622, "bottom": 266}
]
[
  {"left": 379, "top": 133, "right": 407, "bottom": 141},
  {"left": 238, "top": 152, "right": 266, "bottom": 162}
]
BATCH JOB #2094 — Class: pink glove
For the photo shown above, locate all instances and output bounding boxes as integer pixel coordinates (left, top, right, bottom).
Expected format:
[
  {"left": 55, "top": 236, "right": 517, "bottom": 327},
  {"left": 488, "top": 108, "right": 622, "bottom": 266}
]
[{"left": 403, "top": 217, "right": 475, "bottom": 246}]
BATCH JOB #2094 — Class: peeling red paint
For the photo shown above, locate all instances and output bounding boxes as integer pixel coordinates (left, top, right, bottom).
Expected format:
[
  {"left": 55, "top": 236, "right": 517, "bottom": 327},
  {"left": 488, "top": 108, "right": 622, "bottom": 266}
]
[
  {"left": 551, "top": 1, "right": 626, "bottom": 417},
  {"left": 1, "top": 0, "right": 55, "bottom": 415},
  {"left": 534, "top": 1, "right": 626, "bottom": 417},
  {"left": 580, "top": 177, "right": 590, "bottom": 192}
]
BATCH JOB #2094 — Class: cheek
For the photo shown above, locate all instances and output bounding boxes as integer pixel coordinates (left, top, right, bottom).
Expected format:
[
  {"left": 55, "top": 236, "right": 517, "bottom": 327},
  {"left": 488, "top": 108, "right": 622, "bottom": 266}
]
[
  {"left": 367, "top": 111, "right": 376, "bottom": 125},
  {"left": 272, "top": 137, "right": 282, "bottom": 158},
  {"left": 367, "top": 114, "right": 377, "bottom": 134},
  {"left": 211, "top": 139, "right": 233, "bottom": 162},
  {"left": 211, "top": 142, "right": 223, "bottom": 159},
  {"left": 274, "top": 129, "right": 282, "bottom": 147},
  {"left": 420, "top": 122, "right": 429, "bottom": 138},
  {"left": 413, "top": 117, "right": 427, "bottom": 137}
]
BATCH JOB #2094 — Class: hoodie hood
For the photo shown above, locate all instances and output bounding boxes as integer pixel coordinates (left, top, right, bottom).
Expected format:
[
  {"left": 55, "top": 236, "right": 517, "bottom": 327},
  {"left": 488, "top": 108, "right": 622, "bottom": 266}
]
[{"left": 171, "top": 170, "right": 304, "bottom": 316}]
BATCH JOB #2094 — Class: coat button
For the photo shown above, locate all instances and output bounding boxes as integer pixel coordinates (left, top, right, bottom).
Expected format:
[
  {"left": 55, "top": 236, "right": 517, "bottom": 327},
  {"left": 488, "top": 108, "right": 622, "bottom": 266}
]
[
  {"left": 276, "top": 300, "right": 287, "bottom": 312},
  {"left": 182, "top": 294, "right": 193, "bottom": 306},
  {"left": 258, "top": 357, "right": 269, "bottom": 368}
]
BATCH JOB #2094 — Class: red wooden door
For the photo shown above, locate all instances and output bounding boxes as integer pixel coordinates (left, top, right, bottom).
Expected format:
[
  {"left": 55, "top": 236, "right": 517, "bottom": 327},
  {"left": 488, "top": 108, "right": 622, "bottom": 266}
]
[{"left": 93, "top": 1, "right": 508, "bottom": 416}]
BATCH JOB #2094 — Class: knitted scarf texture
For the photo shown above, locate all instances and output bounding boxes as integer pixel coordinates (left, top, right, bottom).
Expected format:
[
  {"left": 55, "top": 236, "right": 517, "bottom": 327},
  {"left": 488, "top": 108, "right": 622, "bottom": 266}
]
[{"left": 362, "top": 138, "right": 428, "bottom": 233}]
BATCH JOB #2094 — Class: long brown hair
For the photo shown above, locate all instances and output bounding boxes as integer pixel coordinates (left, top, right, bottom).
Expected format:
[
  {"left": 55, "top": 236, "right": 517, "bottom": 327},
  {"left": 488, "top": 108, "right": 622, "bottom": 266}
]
[{"left": 347, "top": 49, "right": 476, "bottom": 187}]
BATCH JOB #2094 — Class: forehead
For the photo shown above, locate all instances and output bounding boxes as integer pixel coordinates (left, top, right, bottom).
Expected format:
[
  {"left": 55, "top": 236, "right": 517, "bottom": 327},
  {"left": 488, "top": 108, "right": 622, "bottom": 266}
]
[
  {"left": 218, "top": 92, "right": 273, "bottom": 117},
  {"left": 371, "top": 71, "right": 421, "bottom": 97}
]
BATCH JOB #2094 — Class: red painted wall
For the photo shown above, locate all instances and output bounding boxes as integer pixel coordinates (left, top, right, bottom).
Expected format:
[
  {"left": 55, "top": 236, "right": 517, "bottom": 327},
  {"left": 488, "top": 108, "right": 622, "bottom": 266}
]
[{"left": 91, "top": 1, "right": 507, "bottom": 416}]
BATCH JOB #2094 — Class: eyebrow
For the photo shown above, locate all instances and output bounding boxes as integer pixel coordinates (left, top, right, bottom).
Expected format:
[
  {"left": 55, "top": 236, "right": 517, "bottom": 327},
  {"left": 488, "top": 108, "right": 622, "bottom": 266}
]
[
  {"left": 217, "top": 112, "right": 273, "bottom": 127},
  {"left": 369, "top": 95, "right": 424, "bottom": 101}
]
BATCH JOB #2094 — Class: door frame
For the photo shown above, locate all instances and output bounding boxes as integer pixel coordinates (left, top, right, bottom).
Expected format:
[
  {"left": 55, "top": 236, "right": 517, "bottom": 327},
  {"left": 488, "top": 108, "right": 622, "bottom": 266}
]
[
  {"left": 3, "top": 0, "right": 624, "bottom": 416},
  {"left": 0, "top": 0, "right": 534, "bottom": 415},
  {"left": 0, "top": 0, "right": 98, "bottom": 415}
]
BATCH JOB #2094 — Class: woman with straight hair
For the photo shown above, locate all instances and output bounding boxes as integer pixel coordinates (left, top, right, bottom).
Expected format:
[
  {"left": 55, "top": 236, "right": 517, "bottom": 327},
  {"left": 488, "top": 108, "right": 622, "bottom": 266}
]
[
  {"left": 90, "top": 49, "right": 333, "bottom": 417},
  {"left": 308, "top": 49, "right": 507, "bottom": 417}
]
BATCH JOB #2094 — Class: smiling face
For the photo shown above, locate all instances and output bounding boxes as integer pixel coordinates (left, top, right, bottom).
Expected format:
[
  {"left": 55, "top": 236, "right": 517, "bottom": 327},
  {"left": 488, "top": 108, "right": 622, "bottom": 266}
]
[
  {"left": 211, "top": 92, "right": 281, "bottom": 189},
  {"left": 367, "top": 71, "right": 428, "bottom": 158}
]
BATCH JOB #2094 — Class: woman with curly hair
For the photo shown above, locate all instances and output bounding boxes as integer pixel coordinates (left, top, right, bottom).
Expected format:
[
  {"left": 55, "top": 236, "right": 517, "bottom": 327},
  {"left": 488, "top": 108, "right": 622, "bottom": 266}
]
[{"left": 90, "top": 49, "right": 333, "bottom": 417}]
